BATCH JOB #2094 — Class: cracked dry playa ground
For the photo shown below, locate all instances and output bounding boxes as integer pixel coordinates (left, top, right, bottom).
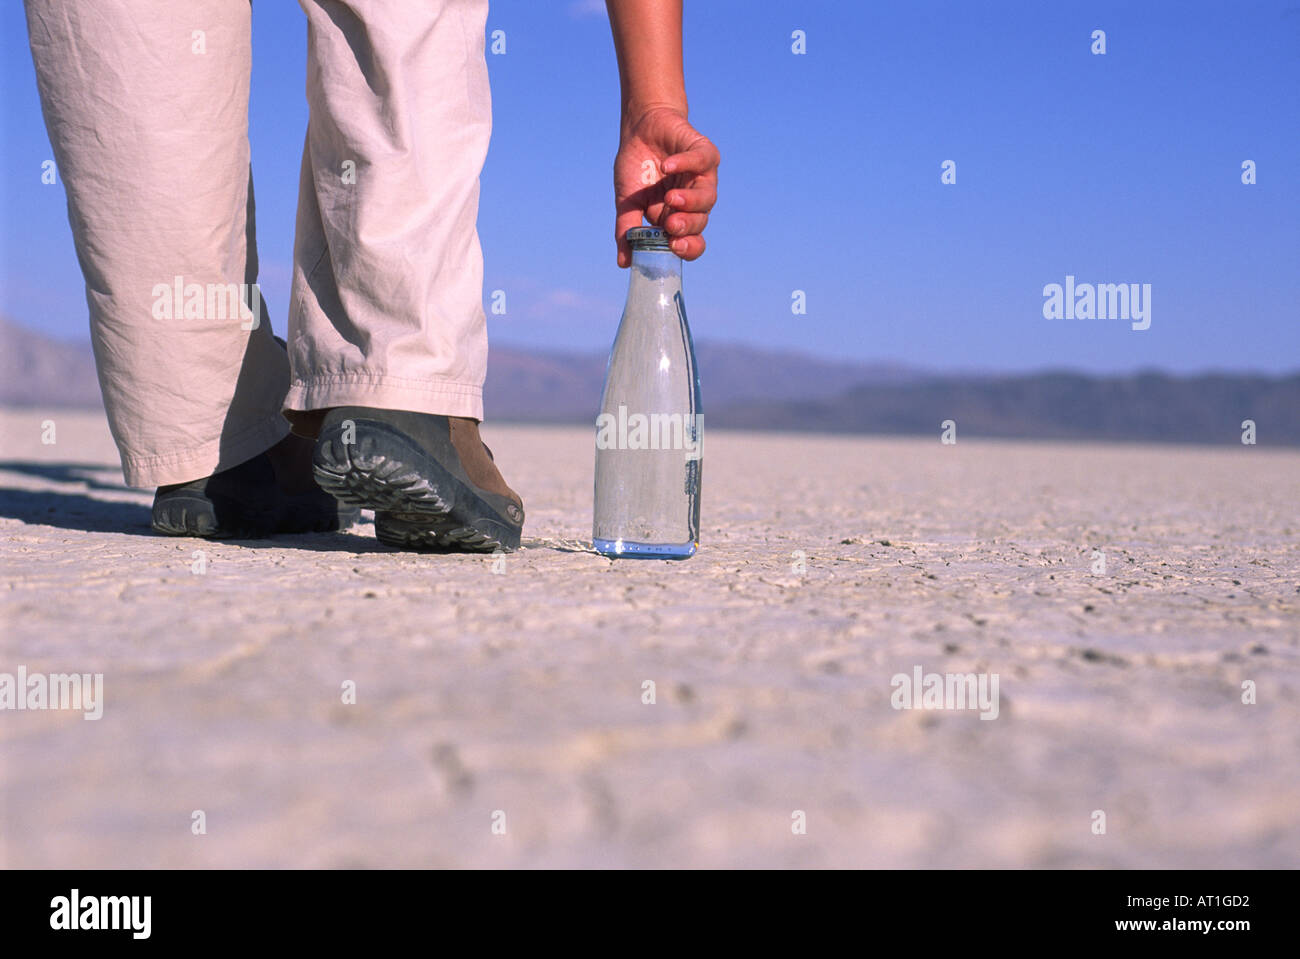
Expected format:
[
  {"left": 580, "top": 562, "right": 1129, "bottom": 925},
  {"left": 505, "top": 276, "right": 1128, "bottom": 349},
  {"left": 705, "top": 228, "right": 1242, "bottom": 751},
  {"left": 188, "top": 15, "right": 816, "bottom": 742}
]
[{"left": 1, "top": 408, "right": 1297, "bottom": 868}]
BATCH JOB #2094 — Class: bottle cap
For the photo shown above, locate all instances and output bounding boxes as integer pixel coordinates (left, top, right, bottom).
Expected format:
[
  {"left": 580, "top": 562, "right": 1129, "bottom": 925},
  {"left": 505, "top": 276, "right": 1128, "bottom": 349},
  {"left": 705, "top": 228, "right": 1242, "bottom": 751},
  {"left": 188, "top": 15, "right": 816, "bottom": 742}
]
[{"left": 625, "top": 226, "right": 673, "bottom": 252}]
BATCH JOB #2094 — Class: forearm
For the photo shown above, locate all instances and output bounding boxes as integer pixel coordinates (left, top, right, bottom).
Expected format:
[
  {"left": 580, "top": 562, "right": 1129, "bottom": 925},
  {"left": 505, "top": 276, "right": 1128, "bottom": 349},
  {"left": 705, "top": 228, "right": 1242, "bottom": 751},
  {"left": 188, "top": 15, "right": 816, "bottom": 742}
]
[{"left": 606, "top": 0, "right": 687, "bottom": 127}]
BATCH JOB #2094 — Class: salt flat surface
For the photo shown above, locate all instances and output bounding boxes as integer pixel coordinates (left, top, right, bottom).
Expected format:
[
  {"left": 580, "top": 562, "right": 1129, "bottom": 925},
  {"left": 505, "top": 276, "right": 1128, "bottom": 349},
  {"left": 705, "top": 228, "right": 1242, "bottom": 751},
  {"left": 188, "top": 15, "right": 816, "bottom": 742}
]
[{"left": 1, "top": 409, "right": 1297, "bottom": 867}]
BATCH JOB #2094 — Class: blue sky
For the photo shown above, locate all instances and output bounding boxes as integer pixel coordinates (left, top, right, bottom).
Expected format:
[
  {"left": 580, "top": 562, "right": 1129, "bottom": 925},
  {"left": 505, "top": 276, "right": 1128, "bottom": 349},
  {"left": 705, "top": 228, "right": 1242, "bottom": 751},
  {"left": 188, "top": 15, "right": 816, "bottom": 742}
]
[{"left": 2, "top": 0, "right": 1297, "bottom": 373}]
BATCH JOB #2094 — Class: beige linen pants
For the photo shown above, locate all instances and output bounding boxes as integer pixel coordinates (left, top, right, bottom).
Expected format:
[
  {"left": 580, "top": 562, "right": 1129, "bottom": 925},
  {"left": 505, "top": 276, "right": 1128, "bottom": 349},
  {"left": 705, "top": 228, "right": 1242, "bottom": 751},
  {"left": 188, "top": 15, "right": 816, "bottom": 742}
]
[{"left": 25, "top": 0, "right": 492, "bottom": 487}]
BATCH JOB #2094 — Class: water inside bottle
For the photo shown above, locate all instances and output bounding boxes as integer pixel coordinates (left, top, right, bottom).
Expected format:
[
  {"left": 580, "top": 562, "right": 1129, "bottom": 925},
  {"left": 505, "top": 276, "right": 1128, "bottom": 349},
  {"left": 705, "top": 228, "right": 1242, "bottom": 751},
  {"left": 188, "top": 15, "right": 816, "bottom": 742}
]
[{"left": 593, "top": 234, "right": 702, "bottom": 559}]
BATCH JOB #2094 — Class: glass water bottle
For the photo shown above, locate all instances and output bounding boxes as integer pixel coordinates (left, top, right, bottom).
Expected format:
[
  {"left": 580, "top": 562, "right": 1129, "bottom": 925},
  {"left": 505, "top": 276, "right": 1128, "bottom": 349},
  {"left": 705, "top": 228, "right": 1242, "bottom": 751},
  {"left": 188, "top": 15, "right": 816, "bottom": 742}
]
[{"left": 592, "top": 226, "right": 702, "bottom": 558}]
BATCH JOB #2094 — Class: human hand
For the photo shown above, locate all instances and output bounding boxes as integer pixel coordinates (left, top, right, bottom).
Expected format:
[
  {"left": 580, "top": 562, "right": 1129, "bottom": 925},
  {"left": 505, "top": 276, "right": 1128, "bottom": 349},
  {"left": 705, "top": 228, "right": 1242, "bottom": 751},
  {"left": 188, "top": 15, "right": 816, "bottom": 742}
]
[{"left": 612, "top": 106, "right": 719, "bottom": 266}]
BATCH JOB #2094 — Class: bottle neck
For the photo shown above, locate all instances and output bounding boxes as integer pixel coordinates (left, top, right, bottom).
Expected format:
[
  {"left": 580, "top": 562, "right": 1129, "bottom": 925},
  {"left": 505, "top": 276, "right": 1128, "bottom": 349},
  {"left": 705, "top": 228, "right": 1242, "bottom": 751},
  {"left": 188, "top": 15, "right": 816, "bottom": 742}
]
[{"left": 628, "top": 249, "right": 682, "bottom": 287}]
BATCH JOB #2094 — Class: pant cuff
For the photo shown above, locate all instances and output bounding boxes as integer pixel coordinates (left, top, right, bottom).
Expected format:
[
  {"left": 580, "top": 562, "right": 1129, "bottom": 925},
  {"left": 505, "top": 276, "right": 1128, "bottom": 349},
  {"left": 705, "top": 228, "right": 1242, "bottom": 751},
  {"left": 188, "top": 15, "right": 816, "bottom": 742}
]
[
  {"left": 284, "top": 373, "right": 485, "bottom": 422},
  {"left": 119, "top": 412, "right": 292, "bottom": 488}
]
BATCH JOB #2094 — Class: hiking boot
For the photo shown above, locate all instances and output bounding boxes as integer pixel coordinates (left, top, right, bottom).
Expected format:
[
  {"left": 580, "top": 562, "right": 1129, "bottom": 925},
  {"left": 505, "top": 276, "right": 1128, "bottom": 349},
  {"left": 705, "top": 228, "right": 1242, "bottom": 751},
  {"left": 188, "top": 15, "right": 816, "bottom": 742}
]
[
  {"left": 311, "top": 406, "right": 524, "bottom": 552},
  {"left": 152, "top": 440, "right": 357, "bottom": 539}
]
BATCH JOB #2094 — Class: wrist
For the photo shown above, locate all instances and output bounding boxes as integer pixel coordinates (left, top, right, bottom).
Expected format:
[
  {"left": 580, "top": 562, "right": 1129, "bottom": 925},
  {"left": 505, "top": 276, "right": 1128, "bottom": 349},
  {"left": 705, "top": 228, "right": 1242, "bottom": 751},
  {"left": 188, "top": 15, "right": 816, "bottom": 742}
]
[{"left": 620, "top": 98, "right": 687, "bottom": 135}]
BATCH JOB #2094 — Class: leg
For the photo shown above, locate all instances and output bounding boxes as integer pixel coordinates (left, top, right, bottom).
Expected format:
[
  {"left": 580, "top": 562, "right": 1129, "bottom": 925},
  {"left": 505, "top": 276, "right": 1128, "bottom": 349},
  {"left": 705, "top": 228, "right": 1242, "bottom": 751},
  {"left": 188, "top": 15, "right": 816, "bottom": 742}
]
[
  {"left": 289, "top": 0, "right": 524, "bottom": 550},
  {"left": 287, "top": 0, "right": 491, "bottom": 425},
  {"left": 24, "top": 0, "right": 290, "bottom": 488}
]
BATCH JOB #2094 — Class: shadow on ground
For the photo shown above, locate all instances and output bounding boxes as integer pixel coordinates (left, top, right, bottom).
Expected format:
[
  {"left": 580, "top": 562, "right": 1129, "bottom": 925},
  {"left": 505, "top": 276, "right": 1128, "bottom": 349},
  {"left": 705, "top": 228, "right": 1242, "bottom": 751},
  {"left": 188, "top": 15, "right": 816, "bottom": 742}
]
[
  {"left": 0, "top": 459, "right": 128, "bottom": 492},
  {"left": 0, "top": 460, "right": 151, "bottom": 534},
  {"left": 0, "top": 459, "right": 391, "bottom": 553}
]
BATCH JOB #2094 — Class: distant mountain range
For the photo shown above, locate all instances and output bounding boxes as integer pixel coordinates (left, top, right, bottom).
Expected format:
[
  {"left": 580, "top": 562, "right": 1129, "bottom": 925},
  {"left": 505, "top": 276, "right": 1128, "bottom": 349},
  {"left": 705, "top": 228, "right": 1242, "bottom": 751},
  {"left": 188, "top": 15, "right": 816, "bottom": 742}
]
[
  {"left": 0, "top": 315, "right": 103, "bottom": 409},
  {"left": 3, "top": 315, "right": 1296, "bottom": 445},
  {"left": 482, "top": 341, "right": 923, "bottom": 421}
]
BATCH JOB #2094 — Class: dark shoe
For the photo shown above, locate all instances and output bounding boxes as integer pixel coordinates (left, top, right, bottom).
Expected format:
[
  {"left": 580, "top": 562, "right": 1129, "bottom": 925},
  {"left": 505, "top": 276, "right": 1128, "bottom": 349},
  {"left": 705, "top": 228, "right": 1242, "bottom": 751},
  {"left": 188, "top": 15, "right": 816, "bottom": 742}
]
[
  {"left": 312, "top": 406, "right": 525, "bottom": 552},
  {"left": 152, "top": 449, "right": 357, "bottom": 538}
]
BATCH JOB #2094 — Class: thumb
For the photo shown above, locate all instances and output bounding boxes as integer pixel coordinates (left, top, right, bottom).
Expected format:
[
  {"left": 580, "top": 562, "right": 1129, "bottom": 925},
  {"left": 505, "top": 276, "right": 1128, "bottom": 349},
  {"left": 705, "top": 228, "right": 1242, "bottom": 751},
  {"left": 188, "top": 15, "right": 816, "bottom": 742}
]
[{"left": 614, "top": 207, "right": 645, "bottom": 268}]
